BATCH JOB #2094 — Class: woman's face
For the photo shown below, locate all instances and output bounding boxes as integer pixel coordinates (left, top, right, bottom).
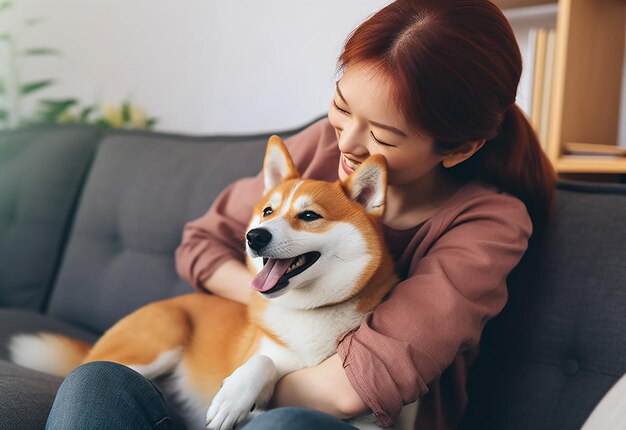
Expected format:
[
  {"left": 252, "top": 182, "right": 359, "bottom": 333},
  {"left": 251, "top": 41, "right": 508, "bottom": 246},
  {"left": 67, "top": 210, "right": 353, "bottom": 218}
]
[{"left": 328, "top": 65, "right": 446, "bottom": 187}]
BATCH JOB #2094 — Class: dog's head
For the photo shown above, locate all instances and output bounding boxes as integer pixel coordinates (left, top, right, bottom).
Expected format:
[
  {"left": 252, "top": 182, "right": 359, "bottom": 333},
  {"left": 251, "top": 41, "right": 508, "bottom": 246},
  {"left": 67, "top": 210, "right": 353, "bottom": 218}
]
[{"left": 245, "top": 135, "right": 394, "bottom": 310}]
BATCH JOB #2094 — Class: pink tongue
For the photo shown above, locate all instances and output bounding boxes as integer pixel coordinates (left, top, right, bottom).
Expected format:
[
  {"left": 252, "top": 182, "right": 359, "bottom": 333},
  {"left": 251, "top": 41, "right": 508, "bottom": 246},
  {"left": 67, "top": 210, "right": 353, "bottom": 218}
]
[{"left": 252, "top": 258, "right": 294, "bottom": 292}]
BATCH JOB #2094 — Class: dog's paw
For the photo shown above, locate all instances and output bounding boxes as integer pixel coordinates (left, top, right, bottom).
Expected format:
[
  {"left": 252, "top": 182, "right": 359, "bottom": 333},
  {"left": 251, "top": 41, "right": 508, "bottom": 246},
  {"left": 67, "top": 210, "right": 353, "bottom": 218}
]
[
  {"left": 205, "top": 379, "right": 256, "bottom": 430},
  {"left": 205, "top": 355, "right": 277, "bottom": 430}
]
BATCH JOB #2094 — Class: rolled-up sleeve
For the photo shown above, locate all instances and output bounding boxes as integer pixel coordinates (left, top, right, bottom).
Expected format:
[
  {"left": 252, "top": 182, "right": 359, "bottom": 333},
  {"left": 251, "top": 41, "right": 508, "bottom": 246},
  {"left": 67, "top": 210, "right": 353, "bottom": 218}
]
[
  {"left": 175, "top": 175, "right": 263, "bottom": 290},
  {"left": 336, "top": 193, "right": 533, "bottom": 427}
]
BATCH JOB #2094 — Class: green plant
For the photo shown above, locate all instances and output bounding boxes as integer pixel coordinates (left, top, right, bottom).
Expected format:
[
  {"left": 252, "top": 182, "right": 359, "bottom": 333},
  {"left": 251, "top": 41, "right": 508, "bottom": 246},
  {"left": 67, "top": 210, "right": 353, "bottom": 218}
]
[
  {"left": 0, "top": 1, "right": 60, "bottom": 129},
  {"left": 40, "top": 99, "right": 158, "bottom": 130},
  {"left": 0, "top": 1, "right": 157, "bottom": 130}
]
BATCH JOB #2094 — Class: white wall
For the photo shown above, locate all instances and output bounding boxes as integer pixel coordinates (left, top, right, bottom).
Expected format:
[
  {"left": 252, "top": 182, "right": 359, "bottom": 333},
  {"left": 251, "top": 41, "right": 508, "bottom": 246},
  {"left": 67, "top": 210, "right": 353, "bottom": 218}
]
[
  {"left": 5, "top": 0, "right": 390, "bottom": 135},
  {"left": 5, "top": 0, "right": 625, "bottom": 144}
]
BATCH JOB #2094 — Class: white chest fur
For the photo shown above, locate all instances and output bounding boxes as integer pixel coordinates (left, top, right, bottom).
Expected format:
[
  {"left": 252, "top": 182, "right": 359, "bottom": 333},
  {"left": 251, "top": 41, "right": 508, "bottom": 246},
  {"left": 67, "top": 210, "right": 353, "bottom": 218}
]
[{"left": 258, "top": 299, "right": 364, "bottom": 369}]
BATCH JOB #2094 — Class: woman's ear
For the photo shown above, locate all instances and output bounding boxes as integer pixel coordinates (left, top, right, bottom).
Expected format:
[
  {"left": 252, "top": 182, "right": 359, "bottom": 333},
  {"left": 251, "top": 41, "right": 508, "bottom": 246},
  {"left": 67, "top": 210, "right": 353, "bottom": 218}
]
[{"left": 442, "top": 139, "right": 486, "bottom": 168}]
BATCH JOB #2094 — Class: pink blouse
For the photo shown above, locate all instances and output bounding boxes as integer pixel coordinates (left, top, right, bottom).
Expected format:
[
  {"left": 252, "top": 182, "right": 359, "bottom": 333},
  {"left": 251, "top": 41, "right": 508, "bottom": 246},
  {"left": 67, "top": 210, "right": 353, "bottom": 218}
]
[{"left": 175, "top": 118, "right": 532, "bottom": 429}]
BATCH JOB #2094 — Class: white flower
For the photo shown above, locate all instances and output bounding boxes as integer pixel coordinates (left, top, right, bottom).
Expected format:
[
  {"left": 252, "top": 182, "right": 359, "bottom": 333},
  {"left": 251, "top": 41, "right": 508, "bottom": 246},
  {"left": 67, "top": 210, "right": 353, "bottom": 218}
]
[
  {"left": 129, "top": 105, "right": 148, "bottom": 129},
  {"left": 101, "top": 104, "right": 124, "bottom": 128}
]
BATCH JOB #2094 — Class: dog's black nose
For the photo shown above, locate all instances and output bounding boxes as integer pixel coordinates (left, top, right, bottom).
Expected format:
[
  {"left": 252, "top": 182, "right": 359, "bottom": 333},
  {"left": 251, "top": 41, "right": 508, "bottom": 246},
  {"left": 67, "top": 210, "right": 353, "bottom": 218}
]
[{"left": 246, "top": 228, "right": 272, "bottom": 251}]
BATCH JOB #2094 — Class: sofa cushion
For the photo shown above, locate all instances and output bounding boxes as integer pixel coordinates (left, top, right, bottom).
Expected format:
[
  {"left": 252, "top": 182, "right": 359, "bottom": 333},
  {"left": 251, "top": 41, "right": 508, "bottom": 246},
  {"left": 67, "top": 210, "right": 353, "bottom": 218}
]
[
  {"left": 0, "top": 308, "right": 97, "bottom": 430},
  {"left": 46, "top": 120, "right": 319, "bottom": 333},
  {"left": 0, "top": 359, "right": 63, "bottom": 430},
  {"left": 0, "top": 126, "right": 100, "bottom": 310},
  {"left": 460, "top": 181, "right": 626, "bottom": 430},
  {"left": 0, "top": 308, "right": 98, "bottom": 362}
]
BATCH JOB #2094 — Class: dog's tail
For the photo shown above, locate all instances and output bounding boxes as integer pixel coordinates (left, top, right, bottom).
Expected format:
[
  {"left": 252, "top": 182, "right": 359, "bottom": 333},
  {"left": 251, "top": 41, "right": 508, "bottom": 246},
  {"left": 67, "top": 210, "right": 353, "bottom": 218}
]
[{"left": 8, "top": 332, "right": 91, "bottom": 377}]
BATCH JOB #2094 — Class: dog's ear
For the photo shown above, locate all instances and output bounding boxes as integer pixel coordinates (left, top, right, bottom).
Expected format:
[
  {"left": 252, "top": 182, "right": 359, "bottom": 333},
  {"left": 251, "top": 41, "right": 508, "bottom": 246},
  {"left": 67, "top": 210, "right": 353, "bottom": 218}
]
[
  {"left": 343, "top": 154, "right": 387, "bottom": 217},
  {"left": 263, "top": 135, "right": 299, "bottom": 194}
]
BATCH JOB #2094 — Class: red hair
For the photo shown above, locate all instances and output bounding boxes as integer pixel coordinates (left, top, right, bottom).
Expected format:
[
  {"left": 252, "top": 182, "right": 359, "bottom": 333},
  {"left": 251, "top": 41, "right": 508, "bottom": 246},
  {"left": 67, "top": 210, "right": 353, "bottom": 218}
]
[{"left": 338, "top": 0, "right": 556, "bottom": 234}]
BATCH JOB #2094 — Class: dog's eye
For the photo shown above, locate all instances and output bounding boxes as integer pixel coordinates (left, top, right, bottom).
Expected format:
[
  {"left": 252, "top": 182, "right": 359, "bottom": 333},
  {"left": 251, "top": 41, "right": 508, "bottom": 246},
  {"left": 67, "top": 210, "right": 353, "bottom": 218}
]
[
  {"left": 262, "top": 207, "right": 273, "bottom": 217},
  {"left": 298, "top": 211, "right": 322, "bottom": 222}
]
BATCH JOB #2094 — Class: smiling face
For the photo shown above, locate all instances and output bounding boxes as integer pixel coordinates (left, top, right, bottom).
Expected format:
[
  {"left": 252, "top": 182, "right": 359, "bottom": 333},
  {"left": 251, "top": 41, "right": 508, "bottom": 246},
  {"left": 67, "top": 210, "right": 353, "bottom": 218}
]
[{"left": 329, "top": 64, "right": 447, "bottom": 188}]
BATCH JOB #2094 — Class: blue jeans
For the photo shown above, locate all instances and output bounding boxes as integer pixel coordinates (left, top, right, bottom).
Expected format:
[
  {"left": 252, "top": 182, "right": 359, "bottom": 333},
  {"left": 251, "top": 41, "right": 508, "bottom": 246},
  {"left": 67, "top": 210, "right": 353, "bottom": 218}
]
[{"left": 46, "top": 361, "right": 357, "bottom": 429}]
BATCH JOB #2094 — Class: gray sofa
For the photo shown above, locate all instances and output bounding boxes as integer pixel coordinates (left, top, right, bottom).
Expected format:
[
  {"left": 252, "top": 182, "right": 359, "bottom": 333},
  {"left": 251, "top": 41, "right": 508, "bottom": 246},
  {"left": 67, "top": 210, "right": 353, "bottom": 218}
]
[{"left": 1, "top": 119, "right": 625, "bottom": 430}]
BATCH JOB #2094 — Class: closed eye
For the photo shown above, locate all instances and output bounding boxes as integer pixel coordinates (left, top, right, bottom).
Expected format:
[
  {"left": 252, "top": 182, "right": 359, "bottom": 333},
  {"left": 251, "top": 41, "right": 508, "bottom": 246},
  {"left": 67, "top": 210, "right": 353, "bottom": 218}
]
[
  {"left": 370, "top": 131, "right": 396, "bottom": 148},
  {"left": 333, "top": 100, "right": 395, "bottom": 147},
  {"left": 332, "top": 100, "right": 350, "bottom": 115}
]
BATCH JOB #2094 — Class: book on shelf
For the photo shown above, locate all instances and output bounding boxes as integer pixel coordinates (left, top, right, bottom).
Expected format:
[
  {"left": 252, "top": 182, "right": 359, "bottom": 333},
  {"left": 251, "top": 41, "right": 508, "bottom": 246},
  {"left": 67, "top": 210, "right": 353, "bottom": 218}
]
[
  {"left": 539, "top": 28, "right": 556, "bottom": 146},
  {"left": 564, "top": 142, "right": 626, "bottom": 158},
  {"left": 528, "top": 26, "right": 556, "bottom": 149},
  {"left": 517, "top": 27, "right": 538, "bottom": 115},
  {"left": 530, "top": 27, "right": 548, "bottom": 131}
]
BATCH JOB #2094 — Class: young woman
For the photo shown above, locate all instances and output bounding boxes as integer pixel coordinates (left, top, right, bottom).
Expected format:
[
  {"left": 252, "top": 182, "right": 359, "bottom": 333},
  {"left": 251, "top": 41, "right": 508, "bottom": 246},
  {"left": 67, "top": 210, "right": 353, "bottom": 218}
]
[{"left": 46, "top": 0, "right": 556, "bottom": 429}]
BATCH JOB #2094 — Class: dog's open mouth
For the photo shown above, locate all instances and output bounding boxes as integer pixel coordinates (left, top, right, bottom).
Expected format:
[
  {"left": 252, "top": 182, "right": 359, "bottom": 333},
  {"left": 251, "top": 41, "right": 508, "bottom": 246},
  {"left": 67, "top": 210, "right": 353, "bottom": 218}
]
[{"left": 251, "top": 252, "right": 321, "bottom": 295}]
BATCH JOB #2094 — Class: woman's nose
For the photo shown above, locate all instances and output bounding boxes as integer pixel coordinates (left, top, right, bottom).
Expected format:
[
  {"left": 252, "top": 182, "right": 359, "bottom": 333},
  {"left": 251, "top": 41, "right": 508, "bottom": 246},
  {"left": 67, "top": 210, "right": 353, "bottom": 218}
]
[{"left": 337, "top": 124, "right": 368, "bottom": 156}]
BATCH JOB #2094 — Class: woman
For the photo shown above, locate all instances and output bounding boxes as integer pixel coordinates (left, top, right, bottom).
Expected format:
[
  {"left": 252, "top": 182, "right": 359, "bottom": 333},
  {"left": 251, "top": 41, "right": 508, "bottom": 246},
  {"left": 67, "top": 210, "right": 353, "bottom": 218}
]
[{"left": 46, "top": 0, "right": 555, "bottom": 429}]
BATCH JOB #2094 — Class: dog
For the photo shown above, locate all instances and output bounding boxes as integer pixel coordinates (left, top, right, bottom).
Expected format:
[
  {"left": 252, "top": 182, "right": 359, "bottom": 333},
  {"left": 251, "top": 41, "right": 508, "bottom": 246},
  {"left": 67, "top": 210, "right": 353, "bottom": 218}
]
[{"left": 10, "top": 135, "right": 399, "bottom": 429}]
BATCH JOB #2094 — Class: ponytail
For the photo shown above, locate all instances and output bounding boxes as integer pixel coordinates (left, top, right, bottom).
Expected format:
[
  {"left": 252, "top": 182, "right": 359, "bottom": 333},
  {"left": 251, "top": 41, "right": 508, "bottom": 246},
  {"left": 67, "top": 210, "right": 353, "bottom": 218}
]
[{"left": 443, "top": 104, "right": 557, "bottom": 236}]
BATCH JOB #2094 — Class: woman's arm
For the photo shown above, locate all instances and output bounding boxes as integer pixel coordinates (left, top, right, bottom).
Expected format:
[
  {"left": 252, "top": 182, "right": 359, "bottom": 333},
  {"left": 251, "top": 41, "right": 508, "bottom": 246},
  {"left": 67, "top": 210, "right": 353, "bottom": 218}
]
[
  {"left": 202, "top": 259, "right": 254, "bottom": 304},
  {"left": 271, "top": 354, "right": 369, "bottom": 419},
  {"left": 330, "top": 192, "right": 533, "bottom": 426}
]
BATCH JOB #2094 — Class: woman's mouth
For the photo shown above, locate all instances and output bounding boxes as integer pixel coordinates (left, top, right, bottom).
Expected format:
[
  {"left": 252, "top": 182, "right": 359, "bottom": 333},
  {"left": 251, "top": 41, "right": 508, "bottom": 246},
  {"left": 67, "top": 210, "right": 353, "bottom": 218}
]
[{"left": 341, "top": 154, "right": 361, "bottom": 175}]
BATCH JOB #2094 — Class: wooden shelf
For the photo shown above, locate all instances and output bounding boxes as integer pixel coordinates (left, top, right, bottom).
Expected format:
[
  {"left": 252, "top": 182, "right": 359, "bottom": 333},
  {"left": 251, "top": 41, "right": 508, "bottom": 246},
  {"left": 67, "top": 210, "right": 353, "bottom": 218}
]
[
  {"left": 497, "top": 0, "right": 626, "bottom": 179},
  {"left": 556, "top": 156, "right": 626, "bottom": 174},
  {"left": 546, "top": 0, "right": 626, "bottom": 166}
]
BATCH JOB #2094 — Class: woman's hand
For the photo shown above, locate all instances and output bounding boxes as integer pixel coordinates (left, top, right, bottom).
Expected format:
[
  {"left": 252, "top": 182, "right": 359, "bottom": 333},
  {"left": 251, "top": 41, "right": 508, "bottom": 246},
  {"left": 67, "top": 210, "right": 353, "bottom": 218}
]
[
  {"left": 202, "top": 260, "right": 254, "bottom": 304},
  {"left": 271, "top": 354, "right": 369, "bottom": 419}
]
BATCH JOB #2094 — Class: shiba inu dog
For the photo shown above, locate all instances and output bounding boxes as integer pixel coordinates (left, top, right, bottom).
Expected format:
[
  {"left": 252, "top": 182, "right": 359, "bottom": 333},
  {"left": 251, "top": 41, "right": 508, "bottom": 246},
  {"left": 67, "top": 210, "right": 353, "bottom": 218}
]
[{"left": 10, "top": 135, "right": 398, "bottom": 429}]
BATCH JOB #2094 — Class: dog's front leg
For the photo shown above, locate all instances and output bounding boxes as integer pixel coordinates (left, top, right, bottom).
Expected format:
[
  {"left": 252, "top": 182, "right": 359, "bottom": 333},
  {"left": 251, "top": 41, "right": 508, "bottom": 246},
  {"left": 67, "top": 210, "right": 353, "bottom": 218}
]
[{"left": 205, "top": 354, "right": 282, "bottom": 430}]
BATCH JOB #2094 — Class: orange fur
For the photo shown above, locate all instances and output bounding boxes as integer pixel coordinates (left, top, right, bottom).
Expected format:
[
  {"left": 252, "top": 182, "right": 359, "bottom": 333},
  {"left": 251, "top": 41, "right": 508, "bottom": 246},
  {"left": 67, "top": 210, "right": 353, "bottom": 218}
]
[
  {"left": 80, "top": 293, "right": 265, "bottom": 401},
  {"left": 247, "top": 294, "right": 288, "bottom": 348},
  {"left": 44, "top": 334, "right": 91, "bottom": 376}
]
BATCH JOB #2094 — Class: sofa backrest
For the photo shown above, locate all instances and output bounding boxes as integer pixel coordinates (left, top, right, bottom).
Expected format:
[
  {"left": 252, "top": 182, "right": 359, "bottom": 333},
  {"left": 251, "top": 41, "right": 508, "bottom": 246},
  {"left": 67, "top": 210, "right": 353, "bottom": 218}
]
[
  {"left": 45, "top": 120, "right": 317, "bottom": 333},
  {"left": 0, "top": 126, "right": 99, "bottom": 310},
  {"left": 460, "top": 181, "right": 626, "bottom": 430}
]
